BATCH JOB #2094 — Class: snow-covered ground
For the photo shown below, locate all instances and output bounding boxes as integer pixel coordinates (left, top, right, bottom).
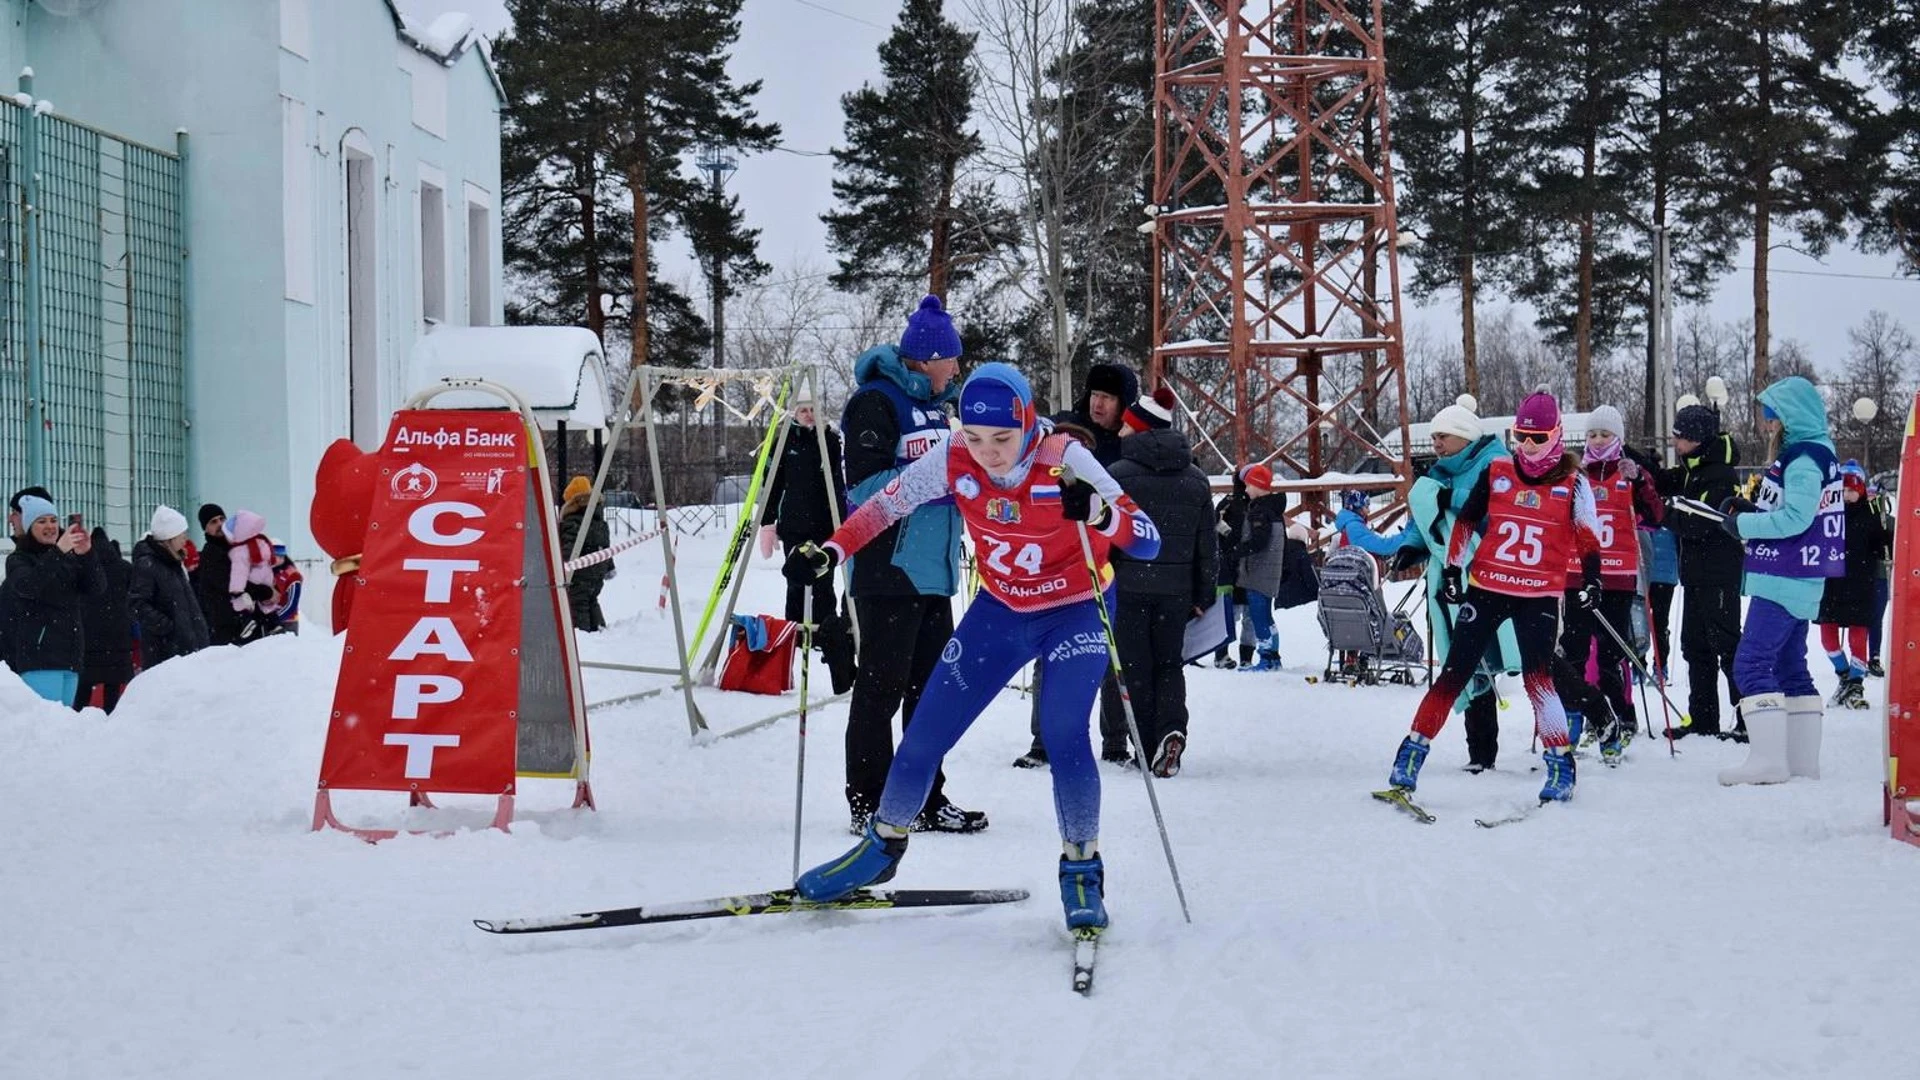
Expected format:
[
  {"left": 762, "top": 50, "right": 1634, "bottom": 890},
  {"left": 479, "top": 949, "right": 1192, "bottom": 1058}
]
[{"left": 6, "top": 520, "right": 1916, "bottom": 1079}]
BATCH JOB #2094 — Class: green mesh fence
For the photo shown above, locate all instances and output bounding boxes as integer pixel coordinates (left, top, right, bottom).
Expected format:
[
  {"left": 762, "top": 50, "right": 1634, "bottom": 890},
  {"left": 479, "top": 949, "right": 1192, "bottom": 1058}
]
[
  {"left": 124, "top": 143, "right": 187, "bottom": 519},
  {"left": 0, "top": 102, "right": 23, "bottom": 501},
  {"left": 0, "top": 99, "right": 184, "bottom": 531}
]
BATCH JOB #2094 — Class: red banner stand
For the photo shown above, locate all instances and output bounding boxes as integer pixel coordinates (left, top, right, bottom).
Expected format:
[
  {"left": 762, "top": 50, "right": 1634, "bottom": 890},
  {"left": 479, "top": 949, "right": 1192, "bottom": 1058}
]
[
  {"left": 1885, "top": 391, "right": 1920, "bottom": 845},
  {"left": 310, "top": 381, "right": 594, "bottom": 842}
]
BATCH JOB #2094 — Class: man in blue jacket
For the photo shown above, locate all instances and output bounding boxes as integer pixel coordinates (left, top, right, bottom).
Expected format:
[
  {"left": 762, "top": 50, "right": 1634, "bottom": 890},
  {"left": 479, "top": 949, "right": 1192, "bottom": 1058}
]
[
  {"left": 838, "top": 295, "right": 987, "bottom": 834},
  {"left": 1337, "top": 400, "right": 1519, "bottom": 771},
  {"left": 1717, "top": 377, "right": 1841, "bottom": 786}
]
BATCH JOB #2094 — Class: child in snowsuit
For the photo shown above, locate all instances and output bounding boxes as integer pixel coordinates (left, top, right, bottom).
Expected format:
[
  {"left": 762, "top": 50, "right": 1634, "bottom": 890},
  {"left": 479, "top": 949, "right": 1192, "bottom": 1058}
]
[
  {"left": 1386, "top": 389, "right": 1602, "bottom": 803},
  {"left": 1718, "top": 376, "right": 1842, "bottom": 785},
  {"left": 786, "top": 363, "right": 1160, "bottom": 932},
  {"left": 1235, "top": 464, "right": 1287, "bottom": 670},
  {"left": 1815, "top": 463, "right": 1884, "bottom": 710},
  {"left": 224, "top": 510, "right": 280, "bottom": 643}
]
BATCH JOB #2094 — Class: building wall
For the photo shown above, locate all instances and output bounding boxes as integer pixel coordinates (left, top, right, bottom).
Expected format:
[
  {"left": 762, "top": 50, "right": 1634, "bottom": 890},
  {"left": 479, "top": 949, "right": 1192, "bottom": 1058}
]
[
  {"left": 0, "top": 0, "right": 502, "bottom": 558},
  {"left": 281, "top": 0, "right": 502, "bottom": 558}
]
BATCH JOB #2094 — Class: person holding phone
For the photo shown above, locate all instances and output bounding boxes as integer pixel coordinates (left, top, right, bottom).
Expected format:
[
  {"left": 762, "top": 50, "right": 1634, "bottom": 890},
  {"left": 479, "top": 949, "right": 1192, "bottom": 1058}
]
[{"left": 3, "top": 492, "right": 106, "bottom": 704}]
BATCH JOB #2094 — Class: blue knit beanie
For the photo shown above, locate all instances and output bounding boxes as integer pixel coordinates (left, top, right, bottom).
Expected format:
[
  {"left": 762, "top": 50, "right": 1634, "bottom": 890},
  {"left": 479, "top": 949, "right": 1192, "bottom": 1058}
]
[{"left": 898, "top": 294, "right": 963, "bottom": 361}]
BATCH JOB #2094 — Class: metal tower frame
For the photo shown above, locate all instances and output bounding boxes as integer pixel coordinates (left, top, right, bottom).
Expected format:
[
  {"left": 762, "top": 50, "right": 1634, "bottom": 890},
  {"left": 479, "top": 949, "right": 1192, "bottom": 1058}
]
[{"left": 1149, "top": 0, "right": 1413, "bottom": 517}]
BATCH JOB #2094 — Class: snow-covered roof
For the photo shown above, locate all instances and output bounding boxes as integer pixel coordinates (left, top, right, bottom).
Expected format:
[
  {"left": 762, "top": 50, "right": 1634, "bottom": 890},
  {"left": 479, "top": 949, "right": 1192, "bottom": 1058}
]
[
  {"left": 409, "top": 326, "right": 615, "bottom": 430},
  {"left": 382, "top": 1, "right": 506, "bottom": 104}
]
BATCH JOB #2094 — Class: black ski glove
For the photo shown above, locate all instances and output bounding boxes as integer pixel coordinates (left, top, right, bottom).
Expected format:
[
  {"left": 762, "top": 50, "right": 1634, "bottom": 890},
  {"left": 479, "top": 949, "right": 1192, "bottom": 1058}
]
[
  {"left": 782, "top": 542, "right": 838, "bottom": 584},
  {"left": 1439, "top": 565, "right": 1466, "bottom": 605},
  {"left": 1575, "top": 575, "right": 1603, "bottom": 611},
  {"left": 1388, "top": 546, "right": 1429, "bottom": 577},
  {"left": 1061, "top": 477, "right": 1101, "bottom": 523}
]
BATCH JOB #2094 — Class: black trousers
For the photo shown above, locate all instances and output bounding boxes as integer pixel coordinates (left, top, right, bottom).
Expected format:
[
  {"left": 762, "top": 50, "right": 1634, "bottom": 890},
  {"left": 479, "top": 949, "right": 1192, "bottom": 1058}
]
[
  {"left": 74, "top": 680, "right": 124, "bottom": 713},
  {"left": 1463, "top": 687, "right": 1499, "bottom": 768},
  {"left": 1679, "top": 580, "right": 1742, "bottom": 733},
  {"left": 1413, "top": 588, "right": 1566, "bottom": 749},
  {"left": 1553, "top": 588, "right": 1636, "bottom": 735},
  {"left": 1110, "top": 593, "right": 1191, "bottom": 754},
  {"left": 1648, "top": 582, "right": 1675, "bottom": 671},
  {"left": 845, "top": 594, "right": 953, "bottom": 818}
]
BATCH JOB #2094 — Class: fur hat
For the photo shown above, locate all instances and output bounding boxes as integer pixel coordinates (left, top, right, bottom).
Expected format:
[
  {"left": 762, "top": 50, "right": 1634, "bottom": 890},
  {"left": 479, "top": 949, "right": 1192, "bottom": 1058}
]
[
  {"left": 1122, "top": 386, "right": 1176, "bottom": 432},
  {"left": 563, "top": 476, "right": 593, "bottom": 503}
]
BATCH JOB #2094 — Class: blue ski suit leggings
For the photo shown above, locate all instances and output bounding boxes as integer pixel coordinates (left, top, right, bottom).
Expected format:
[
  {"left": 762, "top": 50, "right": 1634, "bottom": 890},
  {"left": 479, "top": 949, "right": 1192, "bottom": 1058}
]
[
  {"left": 878, "top": 591, "right": 1113, "bottom": 845},
  {"left": 1733, "top": 596, "right": 1817, "bottom": 698}
]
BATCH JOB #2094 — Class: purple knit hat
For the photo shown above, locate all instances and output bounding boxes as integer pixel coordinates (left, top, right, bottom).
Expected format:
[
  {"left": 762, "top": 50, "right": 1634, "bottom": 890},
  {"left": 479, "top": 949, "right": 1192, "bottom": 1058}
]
[{"left": 1514, "top": 389, "right": 1560, "bottom": 433}]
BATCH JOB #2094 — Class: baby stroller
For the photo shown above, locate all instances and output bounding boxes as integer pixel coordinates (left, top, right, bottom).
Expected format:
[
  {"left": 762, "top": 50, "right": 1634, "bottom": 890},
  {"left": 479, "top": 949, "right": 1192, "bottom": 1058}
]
[{"left": 1316, "top": 544, "right": 1427, "bottom": 686}]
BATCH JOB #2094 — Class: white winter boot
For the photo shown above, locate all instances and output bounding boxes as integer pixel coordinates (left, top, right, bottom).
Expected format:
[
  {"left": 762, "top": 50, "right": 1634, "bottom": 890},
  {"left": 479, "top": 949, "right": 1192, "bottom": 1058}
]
[
  {"left": 1718, "top": 693, "right": 1791, "bottom": 786},
  {"left": 1784, "top": 694, "right": 1824, "bottom": 780}
]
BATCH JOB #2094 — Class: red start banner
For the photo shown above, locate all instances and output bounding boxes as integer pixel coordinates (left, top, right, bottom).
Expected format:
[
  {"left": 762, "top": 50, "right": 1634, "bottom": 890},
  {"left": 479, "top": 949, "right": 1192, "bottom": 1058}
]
[
  {"left": 1887, "top": 391, "right": 1920, "bottom": 846},
  {"left": 317, "top": 410, "right": 529, "bottom": 797}
]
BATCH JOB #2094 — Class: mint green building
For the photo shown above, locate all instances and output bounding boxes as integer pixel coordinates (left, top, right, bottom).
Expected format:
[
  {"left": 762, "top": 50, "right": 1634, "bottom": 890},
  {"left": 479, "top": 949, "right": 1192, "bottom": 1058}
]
[{"left": 0, "top": 0, "right": 502, "bottom": 555}]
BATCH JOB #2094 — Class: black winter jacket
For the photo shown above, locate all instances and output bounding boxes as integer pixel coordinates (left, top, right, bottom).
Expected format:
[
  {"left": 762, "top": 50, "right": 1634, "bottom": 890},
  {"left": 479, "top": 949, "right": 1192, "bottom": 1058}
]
[
  {"left": 79, "top": 529, "right": 134, "bottom": 684},
  {"left": 192, "top": 534, "right": 244, "bottom": 646},
  {"left": 1655, "top": 433, "right": 1744, "bottom": 587},
  {"left": 1818, "top": 499, "right": 1890, "bottom": 627},
  {"left": 1214, "top": 488, "right": 1248, "bottom": 588},
  {"left": 1108, "top": 429, "right": 1217, "bottom": 607},
  {"left": 760, "top": 422, "right": 848, "bottom": 546},
  {"left": 560, "top": 499, "right": 612, "bottom": 631},
  {"left": 129, "top": 536, "right": 210, "bottom": 668},
  {"left": 3, "top": 532, "right": 105, "bottom": 674}
]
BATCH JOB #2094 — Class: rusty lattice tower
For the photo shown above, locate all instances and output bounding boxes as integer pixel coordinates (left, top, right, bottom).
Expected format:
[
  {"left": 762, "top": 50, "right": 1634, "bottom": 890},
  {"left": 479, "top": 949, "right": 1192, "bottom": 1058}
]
[{"left": 1150, "top": 0, "right": 1412, "bottom": 512}]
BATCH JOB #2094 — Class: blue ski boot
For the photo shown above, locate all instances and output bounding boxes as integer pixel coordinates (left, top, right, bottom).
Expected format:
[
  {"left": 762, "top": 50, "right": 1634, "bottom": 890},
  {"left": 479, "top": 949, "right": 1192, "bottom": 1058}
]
[
  {"left": 795, "top": 818, "right": 909, "bottom": 901},
  {"left": 1567, "top": 711, "right": 1586, "bottom": 748},
  {"left": 1539, "top": 747, "right": 1576, "bottom": 801},
  {"left": 1389, "top": 734, "right": 1431, "bottom": 791},
  {"left": 1059, "top": 844, "right": 1108, "bottom": 931}
]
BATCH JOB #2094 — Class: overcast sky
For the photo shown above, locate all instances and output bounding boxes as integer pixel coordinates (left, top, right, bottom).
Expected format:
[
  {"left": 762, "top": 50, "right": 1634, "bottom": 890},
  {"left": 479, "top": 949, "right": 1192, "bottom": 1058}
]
[{"left": 400, "top": 0, "right": 1920, "bottom": 380}]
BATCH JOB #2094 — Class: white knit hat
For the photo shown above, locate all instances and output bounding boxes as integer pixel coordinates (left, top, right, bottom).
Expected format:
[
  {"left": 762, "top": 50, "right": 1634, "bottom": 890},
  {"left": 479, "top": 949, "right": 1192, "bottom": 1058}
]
[
  {"left": 1586, "top": 404, "right": 1624, "bottom": 438},
  {"left": 149, "top": 504, "right": 189, "bottom": 541},
  {"left": 1429, "top": 403, "right": 1482, "bottom": 442}
]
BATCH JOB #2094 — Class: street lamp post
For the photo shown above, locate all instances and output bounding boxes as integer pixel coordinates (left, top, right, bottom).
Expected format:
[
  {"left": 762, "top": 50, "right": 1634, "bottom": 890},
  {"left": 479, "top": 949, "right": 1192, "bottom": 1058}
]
[{"left": 1853, "top": 396, "right": 1878, "bottom": 473}]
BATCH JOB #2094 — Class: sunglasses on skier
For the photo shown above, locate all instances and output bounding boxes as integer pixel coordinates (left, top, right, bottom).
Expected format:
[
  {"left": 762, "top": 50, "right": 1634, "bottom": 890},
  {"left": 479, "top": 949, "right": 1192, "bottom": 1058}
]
[{"left": 1512, "top": 429, "right": 1554, "bottom": 446}]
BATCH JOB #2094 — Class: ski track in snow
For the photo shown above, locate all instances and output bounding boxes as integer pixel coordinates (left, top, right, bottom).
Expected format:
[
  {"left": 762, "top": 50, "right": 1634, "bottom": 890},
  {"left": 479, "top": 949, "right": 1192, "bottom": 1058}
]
[{"left": 3, "top": 522, "right": 1913, "bottom": 1079}]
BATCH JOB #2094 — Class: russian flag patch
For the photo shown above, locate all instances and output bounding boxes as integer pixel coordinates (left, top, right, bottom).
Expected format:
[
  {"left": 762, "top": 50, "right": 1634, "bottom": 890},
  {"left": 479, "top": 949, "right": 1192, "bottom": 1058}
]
[{"left": 1031, "top": 484, "right": 1061, "bottom": 501}]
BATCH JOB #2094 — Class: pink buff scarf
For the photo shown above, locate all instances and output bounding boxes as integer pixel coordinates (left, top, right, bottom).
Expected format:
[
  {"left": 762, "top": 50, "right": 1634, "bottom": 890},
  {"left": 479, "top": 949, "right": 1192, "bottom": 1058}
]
[
  {"left": 1584, "top": 435, "right": 1623, "bottom": 464},
  {"left": 1514, "top": 426, "right": 1563, "bottom": 478}
]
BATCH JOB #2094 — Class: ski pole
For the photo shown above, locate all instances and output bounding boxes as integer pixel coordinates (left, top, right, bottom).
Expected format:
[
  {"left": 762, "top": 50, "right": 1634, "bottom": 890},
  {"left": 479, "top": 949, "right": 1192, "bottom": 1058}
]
[
  {"left": 1589, "top": 608, "right": 1684, "bottom": 755},
  {"left": 791, "top": 588, "right": 813, "bottom": 885},
  {"left": 1064, "top": 473, "right": 1191, "bottom": 925}
]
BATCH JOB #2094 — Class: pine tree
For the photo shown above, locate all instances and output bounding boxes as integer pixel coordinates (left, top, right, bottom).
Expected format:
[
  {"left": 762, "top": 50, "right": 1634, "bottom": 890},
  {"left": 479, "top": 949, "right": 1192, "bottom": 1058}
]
[
  {"left": 823, "top": 0, "right": 990, "bottom": 309},
  {"left": 1385, "top": 0, "right": 1537, "bottom": 395},
  {"left": 1504, "top": 0, "right": 1648, "bottom": 409},
  {"left": 1687, "top": 0, "right": 1884, "bottom": 399},
  {"left": 496, "top": 1, "right": 629, "bottom": 338},
  {"left": 497, "top": 0, "right": 777, "bottom": 371},
  {"left": 1859, "top": 0, "right": 1920, "bottom": 271}
]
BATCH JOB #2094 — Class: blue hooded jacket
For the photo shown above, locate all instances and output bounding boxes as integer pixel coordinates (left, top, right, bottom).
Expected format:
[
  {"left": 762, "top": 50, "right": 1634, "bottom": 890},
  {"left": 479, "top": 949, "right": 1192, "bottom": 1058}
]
[
  {"left": 1335, "top": 433, "right": 1518, "bottom": 704},
  {"left": 1732, "top": 376, "right": 1836, "bottom": 620},
  {"left": 842, "top": 343, "right": 963, "bottom": 597}
]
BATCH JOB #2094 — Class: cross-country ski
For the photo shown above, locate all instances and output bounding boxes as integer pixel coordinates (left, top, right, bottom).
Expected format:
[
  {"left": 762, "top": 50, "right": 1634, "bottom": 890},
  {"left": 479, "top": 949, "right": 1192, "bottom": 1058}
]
[{"left": 473, "top": 887, "right": 1030, "bottom": 935}]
